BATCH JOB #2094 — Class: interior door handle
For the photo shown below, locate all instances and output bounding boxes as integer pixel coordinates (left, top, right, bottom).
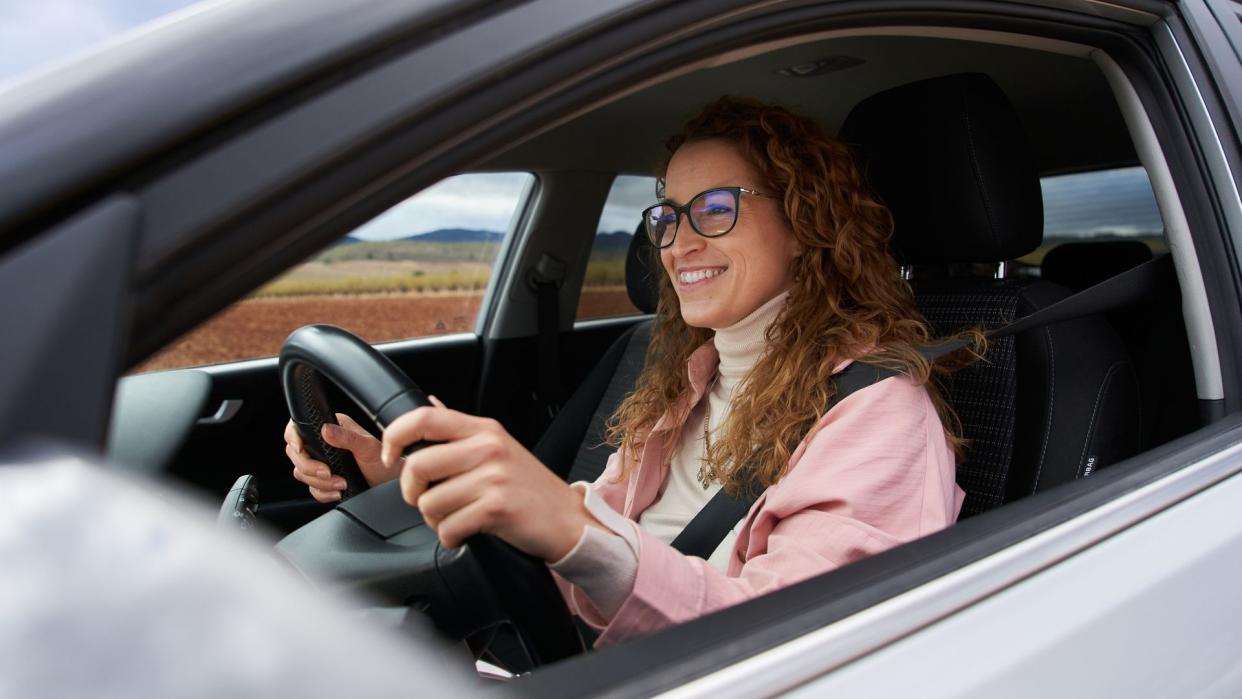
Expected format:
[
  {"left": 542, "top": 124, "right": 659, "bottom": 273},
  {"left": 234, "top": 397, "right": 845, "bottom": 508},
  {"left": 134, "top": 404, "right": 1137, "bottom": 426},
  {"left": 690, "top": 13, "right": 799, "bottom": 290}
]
[{"left": 198, "top": 399, "right": 243, "bottom": 425}]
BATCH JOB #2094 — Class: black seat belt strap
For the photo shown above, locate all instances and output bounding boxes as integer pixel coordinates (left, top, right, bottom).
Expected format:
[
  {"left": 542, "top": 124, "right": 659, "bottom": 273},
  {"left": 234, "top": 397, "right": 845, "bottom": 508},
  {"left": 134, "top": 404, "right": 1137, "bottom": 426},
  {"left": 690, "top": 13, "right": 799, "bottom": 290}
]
[
  {"left": 920, "top": 253, "right": 1170, "bottom": 361},
  {"left": 530, "top": 254, "right": 568, "bottom": 419},
  {"left": 668, "top": 253, "right": 1169, "bottom": 560}
]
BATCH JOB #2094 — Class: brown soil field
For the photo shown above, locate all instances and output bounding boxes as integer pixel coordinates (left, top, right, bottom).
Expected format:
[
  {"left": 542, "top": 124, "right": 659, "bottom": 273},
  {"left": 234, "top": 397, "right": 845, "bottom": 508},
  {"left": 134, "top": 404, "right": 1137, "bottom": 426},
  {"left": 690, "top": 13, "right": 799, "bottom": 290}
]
[{"left": 135, "top": 287, "right": 638, "bottom": 373}]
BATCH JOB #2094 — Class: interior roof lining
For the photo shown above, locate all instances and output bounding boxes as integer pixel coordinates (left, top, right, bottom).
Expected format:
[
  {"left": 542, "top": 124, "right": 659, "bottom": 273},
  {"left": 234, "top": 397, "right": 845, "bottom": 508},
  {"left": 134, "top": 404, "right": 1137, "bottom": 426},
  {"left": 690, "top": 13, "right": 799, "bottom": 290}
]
[{"left": 480, "top": 24, "right": 1136, "bottom": 176}]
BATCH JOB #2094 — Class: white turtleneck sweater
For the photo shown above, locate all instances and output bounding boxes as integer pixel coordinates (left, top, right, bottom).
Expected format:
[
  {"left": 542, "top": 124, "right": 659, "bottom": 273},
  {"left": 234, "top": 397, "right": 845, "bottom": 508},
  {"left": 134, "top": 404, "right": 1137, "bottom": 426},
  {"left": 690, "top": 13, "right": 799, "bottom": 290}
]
[{"left": 549, "top": 291, "right": 788, "bottom": 618}]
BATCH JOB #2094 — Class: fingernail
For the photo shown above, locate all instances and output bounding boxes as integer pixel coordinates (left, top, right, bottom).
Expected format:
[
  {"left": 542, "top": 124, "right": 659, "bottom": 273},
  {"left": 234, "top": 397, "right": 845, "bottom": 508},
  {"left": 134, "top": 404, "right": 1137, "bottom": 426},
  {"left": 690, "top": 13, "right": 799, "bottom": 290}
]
[
  {"left": 381, "top": 447, "right": 394, "bottom": 468},
  {"left": 318, "top": 468, "right": 330, "bottom": 478},
  {"left": 322, "top": 424, "right": 338, "bottom": 439},
  {"left": 334, "top": 478, "right": 347, "bottom": 490},
  {"left": 330, "top": 492, "right": 342, "bottom": 502}
]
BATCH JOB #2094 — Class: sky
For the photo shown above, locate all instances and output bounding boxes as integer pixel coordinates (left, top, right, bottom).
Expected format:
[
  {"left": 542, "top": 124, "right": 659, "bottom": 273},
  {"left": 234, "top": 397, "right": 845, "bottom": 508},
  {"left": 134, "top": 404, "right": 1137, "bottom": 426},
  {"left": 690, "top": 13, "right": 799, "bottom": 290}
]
[
  {"left": 0, "top": 2, "right": 1164, "bottom": 241},
  {"left": 0, "top": 0, "right": 205, "bottom": 85}
]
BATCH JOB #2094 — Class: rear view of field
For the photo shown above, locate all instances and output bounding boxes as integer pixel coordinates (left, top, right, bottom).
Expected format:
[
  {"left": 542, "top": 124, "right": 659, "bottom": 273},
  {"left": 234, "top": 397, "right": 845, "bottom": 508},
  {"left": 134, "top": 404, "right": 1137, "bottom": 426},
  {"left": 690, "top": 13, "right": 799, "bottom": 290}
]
[{"left": 136, "top": 234, "right": 636, "bottom": 372}]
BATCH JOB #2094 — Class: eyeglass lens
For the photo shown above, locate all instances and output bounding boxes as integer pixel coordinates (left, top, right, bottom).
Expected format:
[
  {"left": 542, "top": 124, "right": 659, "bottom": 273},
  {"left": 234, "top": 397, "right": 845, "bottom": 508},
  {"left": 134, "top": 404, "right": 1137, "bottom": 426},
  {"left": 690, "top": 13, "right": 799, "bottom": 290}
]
[{"left": 645, "top": 188, "right": 738, "bottom": 247}]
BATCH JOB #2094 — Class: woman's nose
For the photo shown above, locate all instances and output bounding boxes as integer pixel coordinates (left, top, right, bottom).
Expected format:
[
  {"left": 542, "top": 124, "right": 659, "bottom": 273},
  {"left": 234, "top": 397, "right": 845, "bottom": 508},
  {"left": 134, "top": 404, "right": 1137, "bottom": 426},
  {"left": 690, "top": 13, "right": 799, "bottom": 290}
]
[{"left": 667, "top": 215, "right": 706, "bottom": 257}]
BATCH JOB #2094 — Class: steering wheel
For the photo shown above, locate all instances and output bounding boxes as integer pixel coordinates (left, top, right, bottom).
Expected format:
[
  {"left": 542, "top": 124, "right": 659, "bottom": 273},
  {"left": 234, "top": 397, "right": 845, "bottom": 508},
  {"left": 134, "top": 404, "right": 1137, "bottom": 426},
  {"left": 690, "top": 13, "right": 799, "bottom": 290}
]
[{"left": 274, "top": 324, "right": 585, "bottom": 669}]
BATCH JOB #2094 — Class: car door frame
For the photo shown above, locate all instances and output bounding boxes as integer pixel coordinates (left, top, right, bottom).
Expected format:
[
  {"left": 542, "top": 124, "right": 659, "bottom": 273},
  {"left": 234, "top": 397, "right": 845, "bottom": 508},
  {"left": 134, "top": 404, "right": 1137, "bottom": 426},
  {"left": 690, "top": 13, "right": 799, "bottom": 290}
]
[{"left": 2, "top": 0, "right": 1241, "bottom": 696}]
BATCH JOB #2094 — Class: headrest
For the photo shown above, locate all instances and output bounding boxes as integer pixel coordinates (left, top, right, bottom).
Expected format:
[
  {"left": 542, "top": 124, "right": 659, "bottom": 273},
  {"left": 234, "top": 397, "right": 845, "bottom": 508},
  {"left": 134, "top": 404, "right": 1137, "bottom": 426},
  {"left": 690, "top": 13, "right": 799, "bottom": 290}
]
[
  {"left": 1041, "top": 240, "right": 1153, "bottom": 292},
  {"left": 625, "top": 223, "right": 660, "bottom": 314},
  {"left": 839, "top": 73, "right": 1043, "bottom": 265}
]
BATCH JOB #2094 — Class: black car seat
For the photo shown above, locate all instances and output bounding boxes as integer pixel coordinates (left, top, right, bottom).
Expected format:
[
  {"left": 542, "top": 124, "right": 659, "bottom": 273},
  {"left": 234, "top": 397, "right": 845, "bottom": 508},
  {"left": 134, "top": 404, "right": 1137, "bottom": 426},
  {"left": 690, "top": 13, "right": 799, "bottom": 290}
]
[
  {"left": 1042, "top": 241, "right": 1199, "bottom": 448},
  {"left": 839, "top": 73, "right": 1142, "bottom": 517},
  {"left": 533, "top": 226, "right": 660, "bottom": 484}
]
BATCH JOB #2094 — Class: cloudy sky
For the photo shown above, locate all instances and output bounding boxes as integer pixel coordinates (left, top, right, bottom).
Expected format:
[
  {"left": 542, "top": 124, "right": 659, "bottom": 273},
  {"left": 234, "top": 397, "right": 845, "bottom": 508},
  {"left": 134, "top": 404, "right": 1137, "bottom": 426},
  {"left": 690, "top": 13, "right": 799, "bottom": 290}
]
[
  {"left": 1, "top": 2, "right": 1164, "bottom": 241},
  {"left": 0, "top": 0, "right": 204, "bottom": 84}
]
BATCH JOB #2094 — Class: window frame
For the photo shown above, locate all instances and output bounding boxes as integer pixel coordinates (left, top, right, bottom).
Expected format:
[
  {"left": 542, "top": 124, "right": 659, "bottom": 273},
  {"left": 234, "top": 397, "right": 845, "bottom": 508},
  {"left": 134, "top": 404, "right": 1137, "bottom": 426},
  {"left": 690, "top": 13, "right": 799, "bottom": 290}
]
[{"left": 4, "top": 0, "right": 1238, "bottom": 694}]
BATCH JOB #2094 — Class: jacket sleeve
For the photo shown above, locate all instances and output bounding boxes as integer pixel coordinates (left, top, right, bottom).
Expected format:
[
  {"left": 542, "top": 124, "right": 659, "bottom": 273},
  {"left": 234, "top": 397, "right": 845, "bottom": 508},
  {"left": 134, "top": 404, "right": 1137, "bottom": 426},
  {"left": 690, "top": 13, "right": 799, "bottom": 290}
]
[{"left": 587, "top": 375, "right": 963, "bottom": 647}]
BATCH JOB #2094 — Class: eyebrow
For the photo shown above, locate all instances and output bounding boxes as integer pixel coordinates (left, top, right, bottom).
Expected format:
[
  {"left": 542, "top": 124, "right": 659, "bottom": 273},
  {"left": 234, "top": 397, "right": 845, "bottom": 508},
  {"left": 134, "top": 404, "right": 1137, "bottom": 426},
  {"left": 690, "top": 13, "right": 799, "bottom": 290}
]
[{"left": 659, "top": 184, "right": 736, "bottom": 207}]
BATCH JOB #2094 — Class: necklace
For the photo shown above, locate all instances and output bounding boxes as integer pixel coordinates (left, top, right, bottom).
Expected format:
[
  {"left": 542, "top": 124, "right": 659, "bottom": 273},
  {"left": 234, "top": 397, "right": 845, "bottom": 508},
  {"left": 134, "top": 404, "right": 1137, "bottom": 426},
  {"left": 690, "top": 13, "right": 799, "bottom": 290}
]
[{"left": 697, "top": 373, "right": 720, "bottom": 489}]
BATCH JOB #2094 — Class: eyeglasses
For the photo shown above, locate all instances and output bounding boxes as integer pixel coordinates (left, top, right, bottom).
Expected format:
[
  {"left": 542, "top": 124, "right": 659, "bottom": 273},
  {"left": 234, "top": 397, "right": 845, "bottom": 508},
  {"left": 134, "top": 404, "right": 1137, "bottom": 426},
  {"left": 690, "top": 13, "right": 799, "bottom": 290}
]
[{"left": 641, "top": 186, "right": 775, "bottom": 249}]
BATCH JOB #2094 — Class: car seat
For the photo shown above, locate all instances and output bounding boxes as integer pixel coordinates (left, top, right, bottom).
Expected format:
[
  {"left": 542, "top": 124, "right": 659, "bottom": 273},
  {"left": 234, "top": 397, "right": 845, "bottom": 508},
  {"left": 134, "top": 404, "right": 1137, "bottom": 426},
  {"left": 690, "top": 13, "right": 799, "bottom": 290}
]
[
  {"left": 533, "top": 225, "right": 659, "bottom": 484},
  {"left": 1041, "top": 240, "right": 1199, "bottom": 448},
  {"left": 839, "top": 72, "right": 1142, "bottom": 516}
]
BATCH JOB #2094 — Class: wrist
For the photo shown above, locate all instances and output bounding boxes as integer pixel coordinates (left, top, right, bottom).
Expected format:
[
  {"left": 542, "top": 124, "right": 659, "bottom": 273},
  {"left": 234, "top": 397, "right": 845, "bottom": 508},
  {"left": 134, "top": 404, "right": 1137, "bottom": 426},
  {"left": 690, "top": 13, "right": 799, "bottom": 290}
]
[{"left": 546, "top": 484, "right": 604, "bottom": 562}]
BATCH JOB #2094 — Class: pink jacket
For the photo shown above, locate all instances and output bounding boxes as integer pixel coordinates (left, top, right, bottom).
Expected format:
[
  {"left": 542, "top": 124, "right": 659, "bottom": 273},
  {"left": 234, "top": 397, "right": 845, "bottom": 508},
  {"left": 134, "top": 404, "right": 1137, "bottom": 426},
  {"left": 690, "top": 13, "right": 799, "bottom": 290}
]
[{"left": 563, "top": 342, "right": 965, "bottom": 647}]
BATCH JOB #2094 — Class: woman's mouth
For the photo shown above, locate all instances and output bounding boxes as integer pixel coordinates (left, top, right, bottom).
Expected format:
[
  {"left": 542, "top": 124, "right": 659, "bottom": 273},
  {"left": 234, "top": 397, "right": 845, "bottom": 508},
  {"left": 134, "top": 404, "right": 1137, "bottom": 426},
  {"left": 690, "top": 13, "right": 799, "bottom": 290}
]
[{"left": 677, "top": 267, "right": 726, "bottom": 288}]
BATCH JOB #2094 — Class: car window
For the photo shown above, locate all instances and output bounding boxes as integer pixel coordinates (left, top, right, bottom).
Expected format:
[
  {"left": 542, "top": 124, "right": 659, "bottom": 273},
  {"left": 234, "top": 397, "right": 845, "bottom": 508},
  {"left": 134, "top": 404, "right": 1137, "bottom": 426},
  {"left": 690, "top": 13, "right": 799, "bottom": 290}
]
[
  {"left": 135, "top": 172, "right": 534, "bottom": 372},
  {"left": 1015, "top": 166, "right": 1164, "bottom": 272},
  {"left": 576, "top": 175, "right": 658, "bottom": 320}
]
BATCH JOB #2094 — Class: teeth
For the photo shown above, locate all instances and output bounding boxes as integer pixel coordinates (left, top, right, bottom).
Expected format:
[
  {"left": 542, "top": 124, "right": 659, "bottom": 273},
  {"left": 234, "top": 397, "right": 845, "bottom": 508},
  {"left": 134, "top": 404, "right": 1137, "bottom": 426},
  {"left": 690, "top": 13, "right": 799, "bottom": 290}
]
[{"left": 679, "top": 268, "right": 724, "bottom": 285}]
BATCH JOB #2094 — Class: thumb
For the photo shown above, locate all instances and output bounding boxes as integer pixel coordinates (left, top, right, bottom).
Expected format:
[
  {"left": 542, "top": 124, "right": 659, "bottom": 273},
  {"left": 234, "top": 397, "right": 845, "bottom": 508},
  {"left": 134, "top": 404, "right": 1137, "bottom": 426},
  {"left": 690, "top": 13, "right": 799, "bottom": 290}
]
[
  {"left": 321, "top": 420, "right": 359, "bottom": 448},
  {"left": 335, "top": 412, "right": 369, "bottom": 434}
]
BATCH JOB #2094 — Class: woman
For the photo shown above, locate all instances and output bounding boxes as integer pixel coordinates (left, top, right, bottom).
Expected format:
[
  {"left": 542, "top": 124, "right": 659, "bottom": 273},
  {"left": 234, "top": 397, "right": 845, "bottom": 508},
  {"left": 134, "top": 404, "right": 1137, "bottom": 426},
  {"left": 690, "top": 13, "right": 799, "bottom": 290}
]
[{"left": 285, "top": 97, "right": 968, "bottom": 647}]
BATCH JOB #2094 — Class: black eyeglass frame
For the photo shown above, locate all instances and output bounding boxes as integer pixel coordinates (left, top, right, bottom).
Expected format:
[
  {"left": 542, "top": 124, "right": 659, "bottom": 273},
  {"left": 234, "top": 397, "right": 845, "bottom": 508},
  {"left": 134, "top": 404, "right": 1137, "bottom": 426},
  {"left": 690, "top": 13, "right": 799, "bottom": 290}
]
[{"left": 641, "top": 186, "right": 775, "bottom": 249}]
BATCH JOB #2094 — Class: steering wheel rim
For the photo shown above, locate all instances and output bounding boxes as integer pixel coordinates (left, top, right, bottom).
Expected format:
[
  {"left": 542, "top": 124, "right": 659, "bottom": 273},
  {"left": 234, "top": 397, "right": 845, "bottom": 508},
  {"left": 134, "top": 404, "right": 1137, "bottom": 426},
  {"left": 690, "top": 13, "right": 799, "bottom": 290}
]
[{"left": 277, "top": 324, "right": 584, "bottom": 667}]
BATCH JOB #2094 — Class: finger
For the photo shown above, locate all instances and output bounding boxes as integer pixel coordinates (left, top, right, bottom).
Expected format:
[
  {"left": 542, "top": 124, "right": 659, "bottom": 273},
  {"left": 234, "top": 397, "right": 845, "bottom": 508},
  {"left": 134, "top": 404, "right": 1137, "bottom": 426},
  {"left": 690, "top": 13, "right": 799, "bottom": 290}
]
[
  {"left": 428, "top": 395, "right": 446, "bottom": 409},
  {"left": 308, "top": 485, "right": 343, "bottom": 504},
  {"left": 284, "top": 420, "right": 303, "bottom": 452},
  {"left": 286, "top": 445, "right": 345, "bottom": 487},
  {"left": 404, "top": 431, "right": 503, "bottom": 491},
  {"left": 431, "top": 496, "right": 503, "bottom": 549},
  {"left": 382, "top": 406, "right": 496, "bottom": 468},
  {"left": 290, "top": 464, "right": 348, "bottom": 493},
  {"left": 414, "top": 465, "right": 494, "bottom": 526},
  {"left": 335, "top": 412, "right": 370, "bottom": 436},
  {"left": 286, "top": 443, "right": 330, "bottom": 476},
  {"left": 321, "top": 422, "right": 353, "bottom": 450}
]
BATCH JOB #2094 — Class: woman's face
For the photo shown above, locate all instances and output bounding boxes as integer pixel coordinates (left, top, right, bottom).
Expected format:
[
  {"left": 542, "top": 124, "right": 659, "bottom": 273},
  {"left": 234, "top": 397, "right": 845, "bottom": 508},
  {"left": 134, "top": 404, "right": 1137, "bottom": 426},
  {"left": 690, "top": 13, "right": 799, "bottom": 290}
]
[{"left": 659, "top": 139, "right": 801, "bottom": 329}]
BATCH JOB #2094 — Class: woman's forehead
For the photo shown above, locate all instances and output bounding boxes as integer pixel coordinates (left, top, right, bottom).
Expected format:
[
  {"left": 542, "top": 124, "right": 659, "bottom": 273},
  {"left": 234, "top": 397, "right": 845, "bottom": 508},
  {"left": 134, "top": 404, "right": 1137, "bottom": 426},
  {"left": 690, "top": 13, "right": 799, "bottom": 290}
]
[{"left": 664, "top": 139, "right": 762, "bottom": 199}]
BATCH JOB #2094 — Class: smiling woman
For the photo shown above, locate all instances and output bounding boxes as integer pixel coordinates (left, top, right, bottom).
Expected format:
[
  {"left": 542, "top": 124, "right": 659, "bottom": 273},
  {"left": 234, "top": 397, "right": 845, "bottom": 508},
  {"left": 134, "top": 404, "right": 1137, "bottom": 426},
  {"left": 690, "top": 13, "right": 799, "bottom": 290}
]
[
  {"left": 285, "top": 96, "right": 974, "bottom": 649},
  {"left": 6, "top": 0, "right": 1241, "bottom": 692}
]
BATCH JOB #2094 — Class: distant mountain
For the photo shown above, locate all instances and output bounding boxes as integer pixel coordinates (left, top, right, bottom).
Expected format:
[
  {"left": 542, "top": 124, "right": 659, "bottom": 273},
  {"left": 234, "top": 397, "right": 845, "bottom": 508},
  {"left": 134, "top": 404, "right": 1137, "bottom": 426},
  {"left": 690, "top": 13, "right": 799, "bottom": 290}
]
[
  {"left": 336, "top": 235, "right": 364, "bottom": 245},
  {"left": 594, "top": 230, "right": 634, "bottom": 254},
  {"left": 405, "top": 228, "right": 504, "bottom": 243}
]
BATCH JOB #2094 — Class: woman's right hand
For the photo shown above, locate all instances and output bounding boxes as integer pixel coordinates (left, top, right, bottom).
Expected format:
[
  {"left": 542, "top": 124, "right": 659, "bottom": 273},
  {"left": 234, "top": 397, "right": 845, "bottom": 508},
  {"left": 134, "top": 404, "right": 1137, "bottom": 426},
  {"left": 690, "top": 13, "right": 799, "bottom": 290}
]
[{"left": 285, "top": 413, "right": 402, "bottom": 502}]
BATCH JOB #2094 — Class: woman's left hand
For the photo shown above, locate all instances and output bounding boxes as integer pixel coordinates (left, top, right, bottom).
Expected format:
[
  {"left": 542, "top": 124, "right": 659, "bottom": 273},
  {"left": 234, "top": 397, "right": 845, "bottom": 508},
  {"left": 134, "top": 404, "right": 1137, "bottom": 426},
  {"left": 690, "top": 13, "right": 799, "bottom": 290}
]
[{"left": 381, "top": 404, "right": 600, "bottom": 562}]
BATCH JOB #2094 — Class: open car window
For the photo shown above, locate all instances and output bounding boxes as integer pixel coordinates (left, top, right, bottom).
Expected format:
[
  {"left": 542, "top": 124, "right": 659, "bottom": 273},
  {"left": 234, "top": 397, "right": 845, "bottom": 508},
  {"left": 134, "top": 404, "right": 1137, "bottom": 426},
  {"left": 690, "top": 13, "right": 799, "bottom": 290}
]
[{"left": 134, "top": 172, "right": 533, "bottom": 372}]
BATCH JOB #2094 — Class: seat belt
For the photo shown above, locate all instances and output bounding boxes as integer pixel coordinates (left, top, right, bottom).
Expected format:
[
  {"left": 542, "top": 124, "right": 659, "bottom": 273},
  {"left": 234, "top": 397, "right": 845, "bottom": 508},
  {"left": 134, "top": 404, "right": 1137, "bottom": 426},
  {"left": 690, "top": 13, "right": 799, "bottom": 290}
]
[
  {"left": 669, "top": 253, "right": 1170, "bottom": 560},
  {"left": 529, "top": 254, "right": 568, "bottom": 422}
]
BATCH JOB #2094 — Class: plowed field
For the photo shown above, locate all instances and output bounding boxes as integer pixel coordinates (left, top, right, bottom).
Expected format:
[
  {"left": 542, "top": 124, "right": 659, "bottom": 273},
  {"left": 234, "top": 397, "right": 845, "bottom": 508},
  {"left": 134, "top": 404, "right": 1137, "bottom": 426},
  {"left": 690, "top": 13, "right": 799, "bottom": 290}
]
[{"left": 135, "top": 288, "right": 637, "bottom": 373}]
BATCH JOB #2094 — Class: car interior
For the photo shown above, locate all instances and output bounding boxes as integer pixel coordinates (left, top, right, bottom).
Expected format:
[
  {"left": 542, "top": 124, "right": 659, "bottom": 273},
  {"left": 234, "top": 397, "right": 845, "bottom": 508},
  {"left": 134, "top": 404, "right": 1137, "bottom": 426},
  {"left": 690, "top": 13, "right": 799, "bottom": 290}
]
[{"left": 108, "top": 23, "right": 1214, "bottom": 686}]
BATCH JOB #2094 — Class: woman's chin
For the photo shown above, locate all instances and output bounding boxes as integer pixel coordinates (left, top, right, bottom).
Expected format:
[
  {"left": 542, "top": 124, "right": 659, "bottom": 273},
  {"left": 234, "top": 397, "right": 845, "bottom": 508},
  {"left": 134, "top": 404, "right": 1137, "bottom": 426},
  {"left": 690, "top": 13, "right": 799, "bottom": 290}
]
[{"left": 678, "top": 305, "right": 732, "bottom": 330}]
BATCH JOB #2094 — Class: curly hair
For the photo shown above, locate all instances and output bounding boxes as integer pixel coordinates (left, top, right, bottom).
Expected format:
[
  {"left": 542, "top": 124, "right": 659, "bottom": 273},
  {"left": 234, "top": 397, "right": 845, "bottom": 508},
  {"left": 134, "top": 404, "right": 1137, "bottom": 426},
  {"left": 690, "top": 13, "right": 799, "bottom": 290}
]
[{"left": 603, "top": 96, "right": 981, "bottom": 498}]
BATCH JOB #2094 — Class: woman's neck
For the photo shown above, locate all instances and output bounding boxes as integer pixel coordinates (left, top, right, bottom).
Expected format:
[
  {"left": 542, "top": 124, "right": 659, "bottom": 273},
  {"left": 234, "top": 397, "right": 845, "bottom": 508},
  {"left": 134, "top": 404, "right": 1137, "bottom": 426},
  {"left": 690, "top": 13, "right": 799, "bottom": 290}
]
[{"left": 712, "top": 290, "right": 788, "bottom": 385}]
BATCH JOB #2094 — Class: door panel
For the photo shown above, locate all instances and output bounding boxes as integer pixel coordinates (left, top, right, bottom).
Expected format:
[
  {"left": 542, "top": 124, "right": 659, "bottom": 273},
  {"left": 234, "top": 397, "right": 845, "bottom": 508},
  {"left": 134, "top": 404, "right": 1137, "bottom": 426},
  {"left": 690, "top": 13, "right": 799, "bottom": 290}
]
[
  {"left": 161, "top": 316, "right": 642, "bottom": 532},
  {"left": 159, "top": 334, "right": 481, "bottom": 532}
]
